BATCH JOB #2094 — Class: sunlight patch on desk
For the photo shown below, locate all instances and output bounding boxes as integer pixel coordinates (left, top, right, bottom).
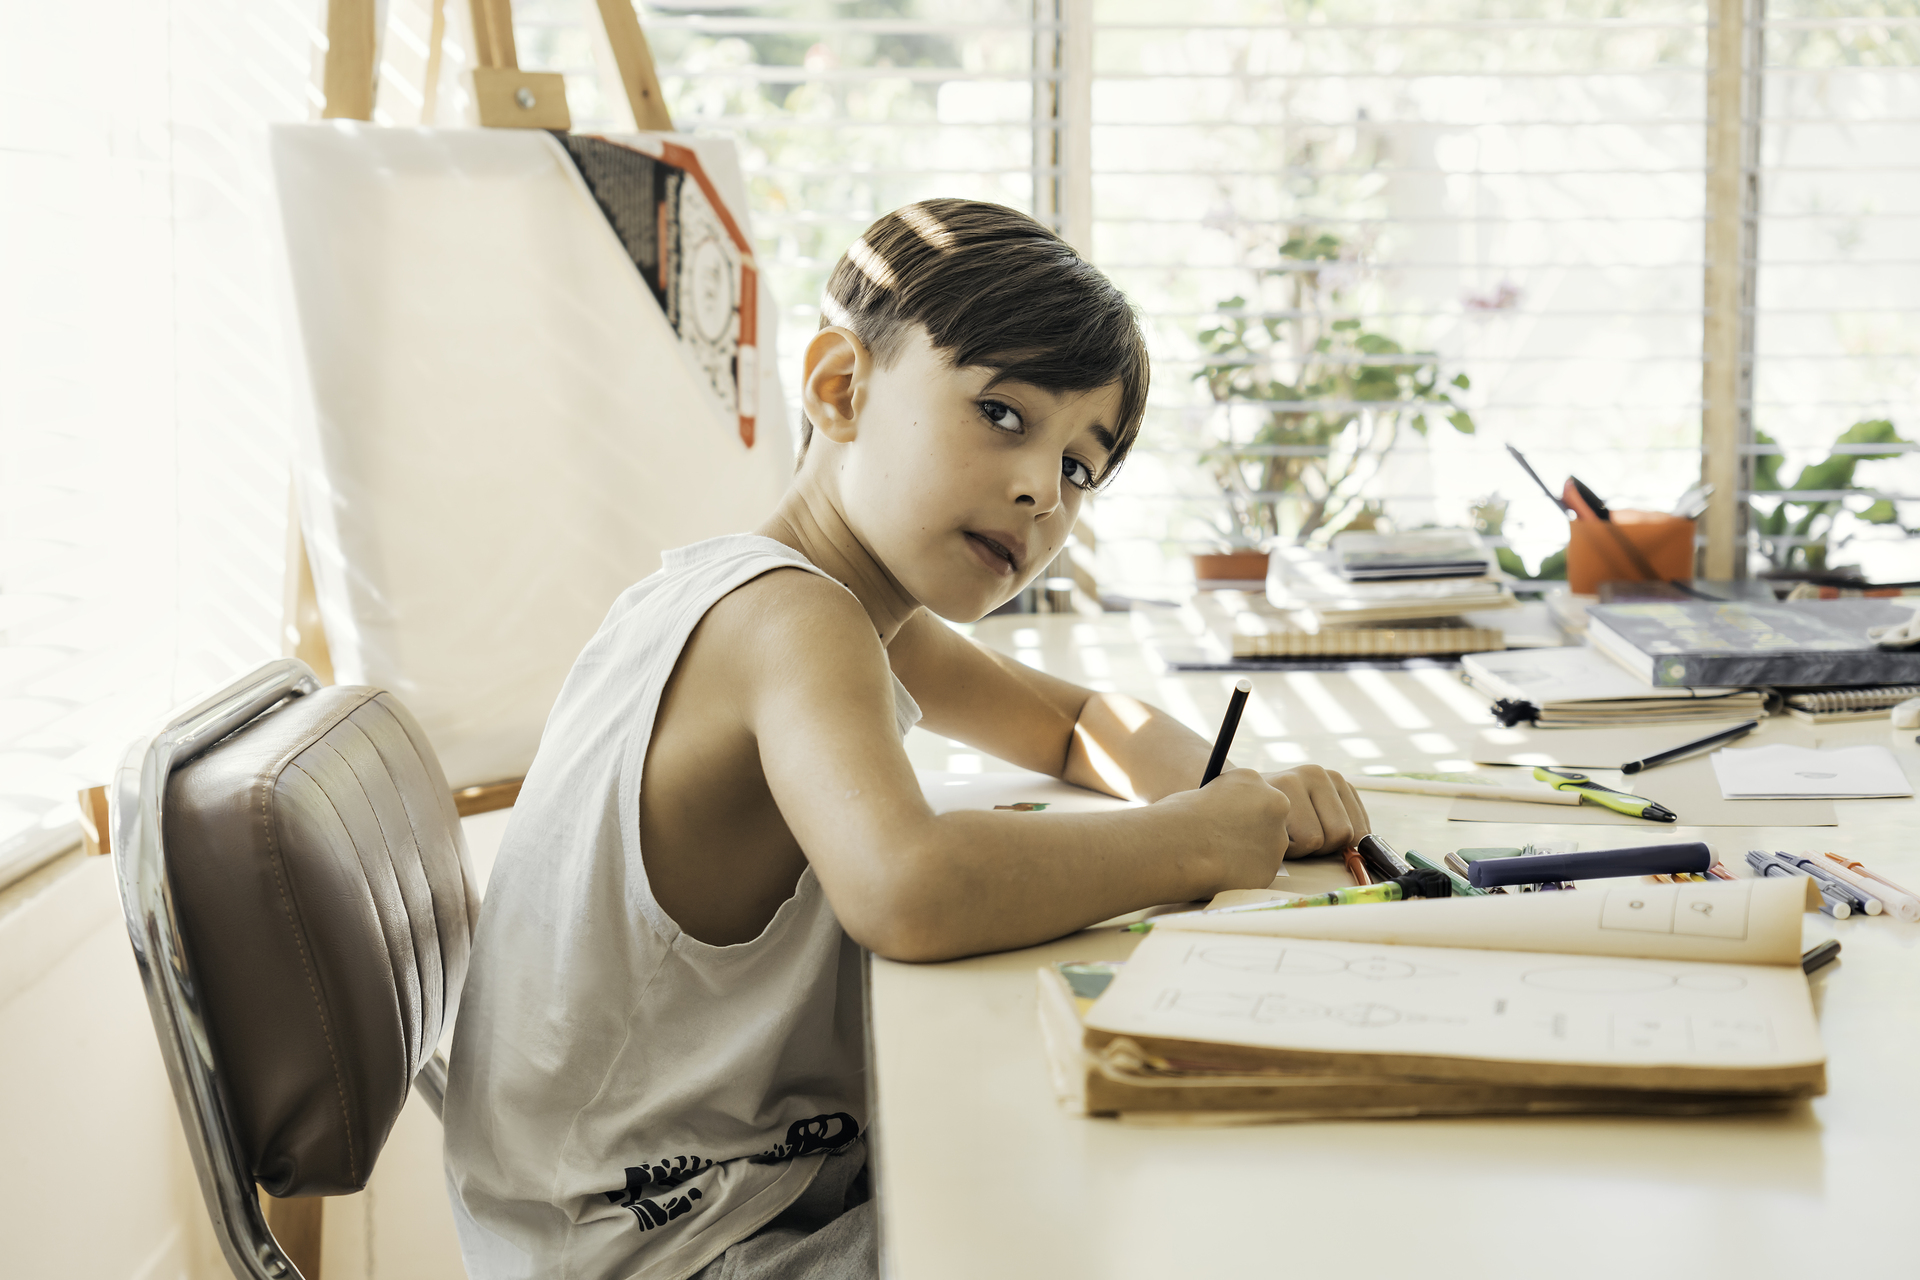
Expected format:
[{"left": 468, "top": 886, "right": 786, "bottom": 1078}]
[
  {"left": 1154, "top": 678, "right": 1212, "bottom": 735},
  {"left": 1239, "top": 689, "right": 1287, "bottom": 738},
  {"left": 1409, "top": 666, "right": 1498, "bottom": 725},
  {"left": 1283, "top": 672, "right": 1360, "bottom": 734},
  {"left": 1346, "top": 668, "right": 1432, "bottom": 730},
  {"left": 1264, "top": 741, "right": 1307, "bottom": 764},
  {"left": 1411, "top": 732, "right": 1460, "bottom": 754},
  {"left": 1338, "top": 738, "right": 1383, "bottom": 758},
  {"left": 1078, "top": 646, "right": 1111, "bottom": 678},
  {"left": 1016, "top": 648, "right": 1046, "bottom": 671},
  {"left": 946, "top": 754, "right": 982, "bottom": 773}
]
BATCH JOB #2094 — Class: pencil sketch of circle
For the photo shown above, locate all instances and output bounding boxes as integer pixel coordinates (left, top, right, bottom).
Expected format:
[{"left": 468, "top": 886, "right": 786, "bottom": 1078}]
[
  {"left": 1522, "top": 967, "right": 1676, "bottom": 994},
  {"left": 1196, "top": 946, "right": 1344, "bottom": 976},
  {"left": 1344, "top": 957, "right": 1421, "bottom": 981},
  {"left": 1252, "top": 995, "right": 1326, "bottom": 1023},
  {"left": 1676, "top": 972, "right": 1747, "bottom": 992},
  {"left": 1331, "top": 1002, "right": 1403, "bottom": 1028}
]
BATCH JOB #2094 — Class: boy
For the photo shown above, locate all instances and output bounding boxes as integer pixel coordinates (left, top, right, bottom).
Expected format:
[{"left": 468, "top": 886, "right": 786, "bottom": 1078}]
[{"left": 444, "top": 199, "right": 1370, "bottom": 1280}]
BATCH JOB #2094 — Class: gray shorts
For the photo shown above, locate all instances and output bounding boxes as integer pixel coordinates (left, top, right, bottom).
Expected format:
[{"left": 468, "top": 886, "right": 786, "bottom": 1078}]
[{"left": 689, "top": 1141, "right": 875, "bottom": 1280}]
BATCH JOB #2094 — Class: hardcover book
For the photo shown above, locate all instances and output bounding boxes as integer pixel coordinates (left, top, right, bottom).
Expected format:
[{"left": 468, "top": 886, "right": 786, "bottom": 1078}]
[{"left": 1586, "top": 597, "right": 1920, "bottom": 688}]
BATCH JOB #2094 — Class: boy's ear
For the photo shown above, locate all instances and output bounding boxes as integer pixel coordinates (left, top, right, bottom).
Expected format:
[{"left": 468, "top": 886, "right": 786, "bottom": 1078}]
[{"left": 802, "top": 326, "right": 868, "bottom": 444}]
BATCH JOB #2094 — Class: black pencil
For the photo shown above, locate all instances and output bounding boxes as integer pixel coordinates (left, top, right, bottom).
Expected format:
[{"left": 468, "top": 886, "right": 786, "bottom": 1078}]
[
  {"left": 1620, "top": 719, "right": 1760, "bottom": 774},
  {"left": 1201, "top": 679, "right": 1252, "bottom": 786}
]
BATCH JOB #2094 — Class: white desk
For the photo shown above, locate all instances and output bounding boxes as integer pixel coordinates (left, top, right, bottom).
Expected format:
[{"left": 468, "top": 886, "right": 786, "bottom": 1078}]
[{"left": 879, "top": 612, "right": 1920, "bottom": 1280}]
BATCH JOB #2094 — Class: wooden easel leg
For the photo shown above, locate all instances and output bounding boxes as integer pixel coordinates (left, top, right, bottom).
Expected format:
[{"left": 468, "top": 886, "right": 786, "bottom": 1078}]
[{"left": 263, "top": 1192, "right": 326, "bottom": 1279}]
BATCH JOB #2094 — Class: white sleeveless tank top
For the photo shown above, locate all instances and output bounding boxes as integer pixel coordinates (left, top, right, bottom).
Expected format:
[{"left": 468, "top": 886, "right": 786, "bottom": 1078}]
[{"left": 444, "top": 534, "right": 919, "bottom": 1280}]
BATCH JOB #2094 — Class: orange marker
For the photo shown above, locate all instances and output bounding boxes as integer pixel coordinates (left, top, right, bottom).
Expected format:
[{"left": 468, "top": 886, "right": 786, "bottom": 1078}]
[{"left": 1342, "top": 846, "right": 1372, "bottom": 886}]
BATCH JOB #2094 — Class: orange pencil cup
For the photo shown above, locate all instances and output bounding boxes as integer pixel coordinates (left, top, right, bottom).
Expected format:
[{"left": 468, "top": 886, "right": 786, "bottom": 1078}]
[{"left": 1565, "top": 510, "right": 1696, "bottom": 594}]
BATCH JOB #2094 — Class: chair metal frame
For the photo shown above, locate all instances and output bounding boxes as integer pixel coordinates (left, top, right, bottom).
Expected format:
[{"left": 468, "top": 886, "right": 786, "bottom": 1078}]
[{"left": 109, "top": 658, "right": 450, "bottom": 1280}]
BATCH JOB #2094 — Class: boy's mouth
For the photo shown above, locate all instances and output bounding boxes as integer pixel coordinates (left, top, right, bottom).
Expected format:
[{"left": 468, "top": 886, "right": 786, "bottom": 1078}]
[{"left": 963, "top": 531, "right": 1023, "bottom": 577}]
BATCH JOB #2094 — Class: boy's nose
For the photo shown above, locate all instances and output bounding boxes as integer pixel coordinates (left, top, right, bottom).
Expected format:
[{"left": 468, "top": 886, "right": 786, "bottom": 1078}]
[{"left": 1012, "top": 463, "right": 1063, "bottom": 517}]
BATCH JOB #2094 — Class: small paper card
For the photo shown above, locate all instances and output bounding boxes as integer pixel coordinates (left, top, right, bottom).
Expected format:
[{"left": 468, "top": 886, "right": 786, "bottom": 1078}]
[{"left": 1710, "top": 743, "right": 1915, "bottom": 800}]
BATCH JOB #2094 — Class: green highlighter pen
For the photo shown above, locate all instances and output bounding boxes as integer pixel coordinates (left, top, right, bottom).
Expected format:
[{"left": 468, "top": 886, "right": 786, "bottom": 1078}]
[
  {"left": 1127, "top": 869, "right": 1451, "bottom": 932},
  {"left": 1531, "top": 766, "right": 1677, "bottom": 823}
]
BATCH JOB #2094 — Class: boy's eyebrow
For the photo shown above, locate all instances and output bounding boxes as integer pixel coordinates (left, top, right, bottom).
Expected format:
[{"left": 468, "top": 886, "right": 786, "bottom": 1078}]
[{"left": 1085, "top": 423, "right": 1118, "bottom": 458}]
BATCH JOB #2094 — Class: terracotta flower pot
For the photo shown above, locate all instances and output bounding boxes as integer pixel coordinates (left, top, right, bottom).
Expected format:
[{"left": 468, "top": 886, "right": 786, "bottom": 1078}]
[{"left": 1192, "top": 551, "right": 1272, "bottom": 583}]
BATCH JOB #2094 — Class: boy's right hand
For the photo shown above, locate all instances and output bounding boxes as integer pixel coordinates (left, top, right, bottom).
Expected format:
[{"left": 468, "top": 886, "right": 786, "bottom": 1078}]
[{"left": 1169, "top": 767, "right": 1294, "bottom": 891}]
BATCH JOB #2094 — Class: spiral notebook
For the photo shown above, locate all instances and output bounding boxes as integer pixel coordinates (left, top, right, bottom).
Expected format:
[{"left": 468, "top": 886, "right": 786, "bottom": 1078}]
[{"left": 1783, "top": 685, "right": 1920, "bottom": 723}]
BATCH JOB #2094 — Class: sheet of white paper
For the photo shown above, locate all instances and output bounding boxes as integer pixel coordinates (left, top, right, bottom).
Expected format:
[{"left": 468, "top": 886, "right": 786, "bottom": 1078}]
[
  {"left": 1089, "top": 920, "right": 1822, "bottom": 1075},
  {"left": 1447, "top": 754, "right": 1838, "bottom": 826},
  {"left": 1710, "top": 743, "right": 1915, "bottom": 799}
]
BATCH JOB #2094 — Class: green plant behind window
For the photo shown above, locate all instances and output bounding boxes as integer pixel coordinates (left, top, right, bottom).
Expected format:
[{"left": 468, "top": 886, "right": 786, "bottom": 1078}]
[
  {"left": 1193, "top": 230, "right": 1475, "bottom": 548},
  {"left": 1751, "top": 419, "right": 1917, "bottom": 574}
]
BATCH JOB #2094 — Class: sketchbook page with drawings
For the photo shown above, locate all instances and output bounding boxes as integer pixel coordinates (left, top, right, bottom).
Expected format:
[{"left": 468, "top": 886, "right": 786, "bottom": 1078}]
[{"left": 1083, "top": 927, "right": 1825, "bottom": 1094}]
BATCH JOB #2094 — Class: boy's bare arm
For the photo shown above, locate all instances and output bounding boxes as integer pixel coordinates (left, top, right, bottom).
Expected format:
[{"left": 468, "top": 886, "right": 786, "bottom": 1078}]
[
  {"left": 735, "top": 575, "right": 1292, "bottom": 962},
  {"left": 887, "top": 612, "right": 1371, "bottom": 845}
]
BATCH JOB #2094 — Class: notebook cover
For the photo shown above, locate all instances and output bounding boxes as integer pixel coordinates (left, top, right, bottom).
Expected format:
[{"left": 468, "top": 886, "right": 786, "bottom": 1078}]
[{"left": 1587, "top": 597, "right": 1920, "bottom": 688}]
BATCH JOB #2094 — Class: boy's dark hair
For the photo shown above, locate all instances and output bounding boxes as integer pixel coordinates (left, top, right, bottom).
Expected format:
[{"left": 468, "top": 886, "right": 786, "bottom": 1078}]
[{"left": 805, "top": 199, "right": 1149, "bottom": 484}]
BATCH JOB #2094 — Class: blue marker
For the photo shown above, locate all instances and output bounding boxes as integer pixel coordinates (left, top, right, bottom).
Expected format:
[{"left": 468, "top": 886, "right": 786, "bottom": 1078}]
[
  {"left": 1745, "top": 851, "right": 1856, "bottom": 919},
  {"left": 1467, "top": 841, "right": 1710, "bottom": 889}
]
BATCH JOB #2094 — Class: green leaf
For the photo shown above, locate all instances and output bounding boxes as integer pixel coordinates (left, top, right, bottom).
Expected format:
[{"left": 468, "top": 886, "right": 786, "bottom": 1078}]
[
  {"left": 1834, "top": 418, "right": 1906, "bottom": 460},
  {"left": 1750, "top": 430, "right": 1783, "bottom": 494},
  {"left": 1861, "top": 499, "right": 1901, "bottom": 524},
  {"left": 1452, "top": 372, "right": 1470, "bottom": 389},
  {"left": 1448, "top": 410, "right": 1476, "bottom": 434}
]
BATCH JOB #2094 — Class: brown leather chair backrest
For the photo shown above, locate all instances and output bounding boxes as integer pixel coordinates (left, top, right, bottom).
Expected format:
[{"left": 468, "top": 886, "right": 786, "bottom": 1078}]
[{"left": 164, "top": 685, "right": 480, "bottom": 1197}]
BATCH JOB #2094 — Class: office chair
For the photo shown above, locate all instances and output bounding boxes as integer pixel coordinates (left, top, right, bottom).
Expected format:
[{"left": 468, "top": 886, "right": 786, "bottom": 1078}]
[{"left": 109, "top": 658, "right": 480, "bottom": 1279}]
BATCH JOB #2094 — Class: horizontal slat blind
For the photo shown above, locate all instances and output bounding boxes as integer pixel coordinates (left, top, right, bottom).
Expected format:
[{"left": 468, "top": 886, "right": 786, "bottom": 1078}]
[
  {"left": 1746, "top": 4, "right": 1920, "bottom": 580},
  {"left": 1082, "top": 1, "right": 1716, "bottom": 591},
  {"left": 0, "top": 0, "right": 324, "bottom": 885}
]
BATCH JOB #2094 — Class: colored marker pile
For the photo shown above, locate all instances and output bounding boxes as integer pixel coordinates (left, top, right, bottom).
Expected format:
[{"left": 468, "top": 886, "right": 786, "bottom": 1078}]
[{"left": 1746, "top": 850, "right": 1920, "bottom": 921}]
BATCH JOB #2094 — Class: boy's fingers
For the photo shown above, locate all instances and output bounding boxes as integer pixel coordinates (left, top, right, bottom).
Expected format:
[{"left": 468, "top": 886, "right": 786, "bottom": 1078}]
[
  {"left": 1306, "top": 777, "right": 1357, "bottom": 852},
  {"left": 1332, "top": 772, "right": 1372, "bottom": 839}
]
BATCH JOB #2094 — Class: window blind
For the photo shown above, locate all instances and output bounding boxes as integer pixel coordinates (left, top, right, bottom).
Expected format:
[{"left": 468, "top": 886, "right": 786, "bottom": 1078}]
[
  {"left": 1082, "top": 1, "right": 1719, "bottom": 592},
  {"left": 0, "top": 0, "right": 328, "bottom": 887},
  {"left": 1745, "top": 5, "right": 1920, "bottom": 582}
]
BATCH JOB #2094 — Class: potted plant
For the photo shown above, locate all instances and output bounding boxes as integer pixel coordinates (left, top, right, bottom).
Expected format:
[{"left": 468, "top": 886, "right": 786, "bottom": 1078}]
[
  {"left": 1190, "top": 228, "right": 1477, "bottom": 580},
  {"left": 1751, "top": 419, "right": 1917, "bottom": 580}
]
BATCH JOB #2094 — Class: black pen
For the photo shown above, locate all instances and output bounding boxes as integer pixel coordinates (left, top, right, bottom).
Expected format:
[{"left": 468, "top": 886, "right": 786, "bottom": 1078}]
[
  {"left": 1801, "top": 939, "right": 1841, "bottom": 974},
  {"left": 1201, "top": 678, "right": 1252, "bottom": 785},
  {"left": 1621, "top": 720, "right": 1760, "bottom": 774}
]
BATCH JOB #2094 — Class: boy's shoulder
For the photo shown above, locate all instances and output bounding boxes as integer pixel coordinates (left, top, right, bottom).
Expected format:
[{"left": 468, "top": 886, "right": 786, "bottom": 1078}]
[{"left": 694, "top": 559, "right": 887, "bottom": 682}]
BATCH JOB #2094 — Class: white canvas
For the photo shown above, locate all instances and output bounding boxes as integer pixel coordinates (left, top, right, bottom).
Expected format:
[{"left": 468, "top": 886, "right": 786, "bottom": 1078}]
[{"left": 272, "top": 123, "right": 795, "bottom": 788}]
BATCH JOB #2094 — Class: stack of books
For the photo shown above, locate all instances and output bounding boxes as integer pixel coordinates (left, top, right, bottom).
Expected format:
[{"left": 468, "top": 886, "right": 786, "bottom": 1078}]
[
  {"left": 1332, "top": 528, "right": 1496, "bottom": 581},
  {"left": 1462, "top": 646, "right": 1766, "bottom": 727},
  {"left": 1268, "top": 537, "right": 1517, "bottom": 630},
  {"left": 1039, "top": 877, "right": 1825, "bottom": 1123}
]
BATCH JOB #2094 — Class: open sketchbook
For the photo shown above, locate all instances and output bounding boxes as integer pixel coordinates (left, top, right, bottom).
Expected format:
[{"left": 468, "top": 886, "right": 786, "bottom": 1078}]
[{"left": 1069, "top": 877, "right": 1824, "bottom": 1109}]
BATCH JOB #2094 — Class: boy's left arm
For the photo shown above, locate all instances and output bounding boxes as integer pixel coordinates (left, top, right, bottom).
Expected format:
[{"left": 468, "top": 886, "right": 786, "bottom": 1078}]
[{"left": 887, "top": 613, "right": 1370, "bottom": 853}]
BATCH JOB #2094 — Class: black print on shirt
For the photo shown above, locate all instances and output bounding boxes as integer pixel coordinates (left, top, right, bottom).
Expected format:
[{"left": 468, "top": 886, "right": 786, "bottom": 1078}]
[
  {"left": 747, "top": 1112, "right": 860, "bottom": 1165},
  {"left": 604, "top": 1156, "right": 714, "bottom": 1232}
]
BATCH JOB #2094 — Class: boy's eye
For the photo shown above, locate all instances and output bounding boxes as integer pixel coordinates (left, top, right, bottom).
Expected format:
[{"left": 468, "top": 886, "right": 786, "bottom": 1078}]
[
  {"left": 980, "top": 399, "right": 1024, "bottom": 433},
  {"left": 1062, "top": 456, "right": 1095, "bottom": 491}
]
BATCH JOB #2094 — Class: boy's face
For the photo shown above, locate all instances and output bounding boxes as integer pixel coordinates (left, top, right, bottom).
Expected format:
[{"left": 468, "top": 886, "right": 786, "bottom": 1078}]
[{"left": 812, "top": 326, "right": 1124, "bottom": 622}]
